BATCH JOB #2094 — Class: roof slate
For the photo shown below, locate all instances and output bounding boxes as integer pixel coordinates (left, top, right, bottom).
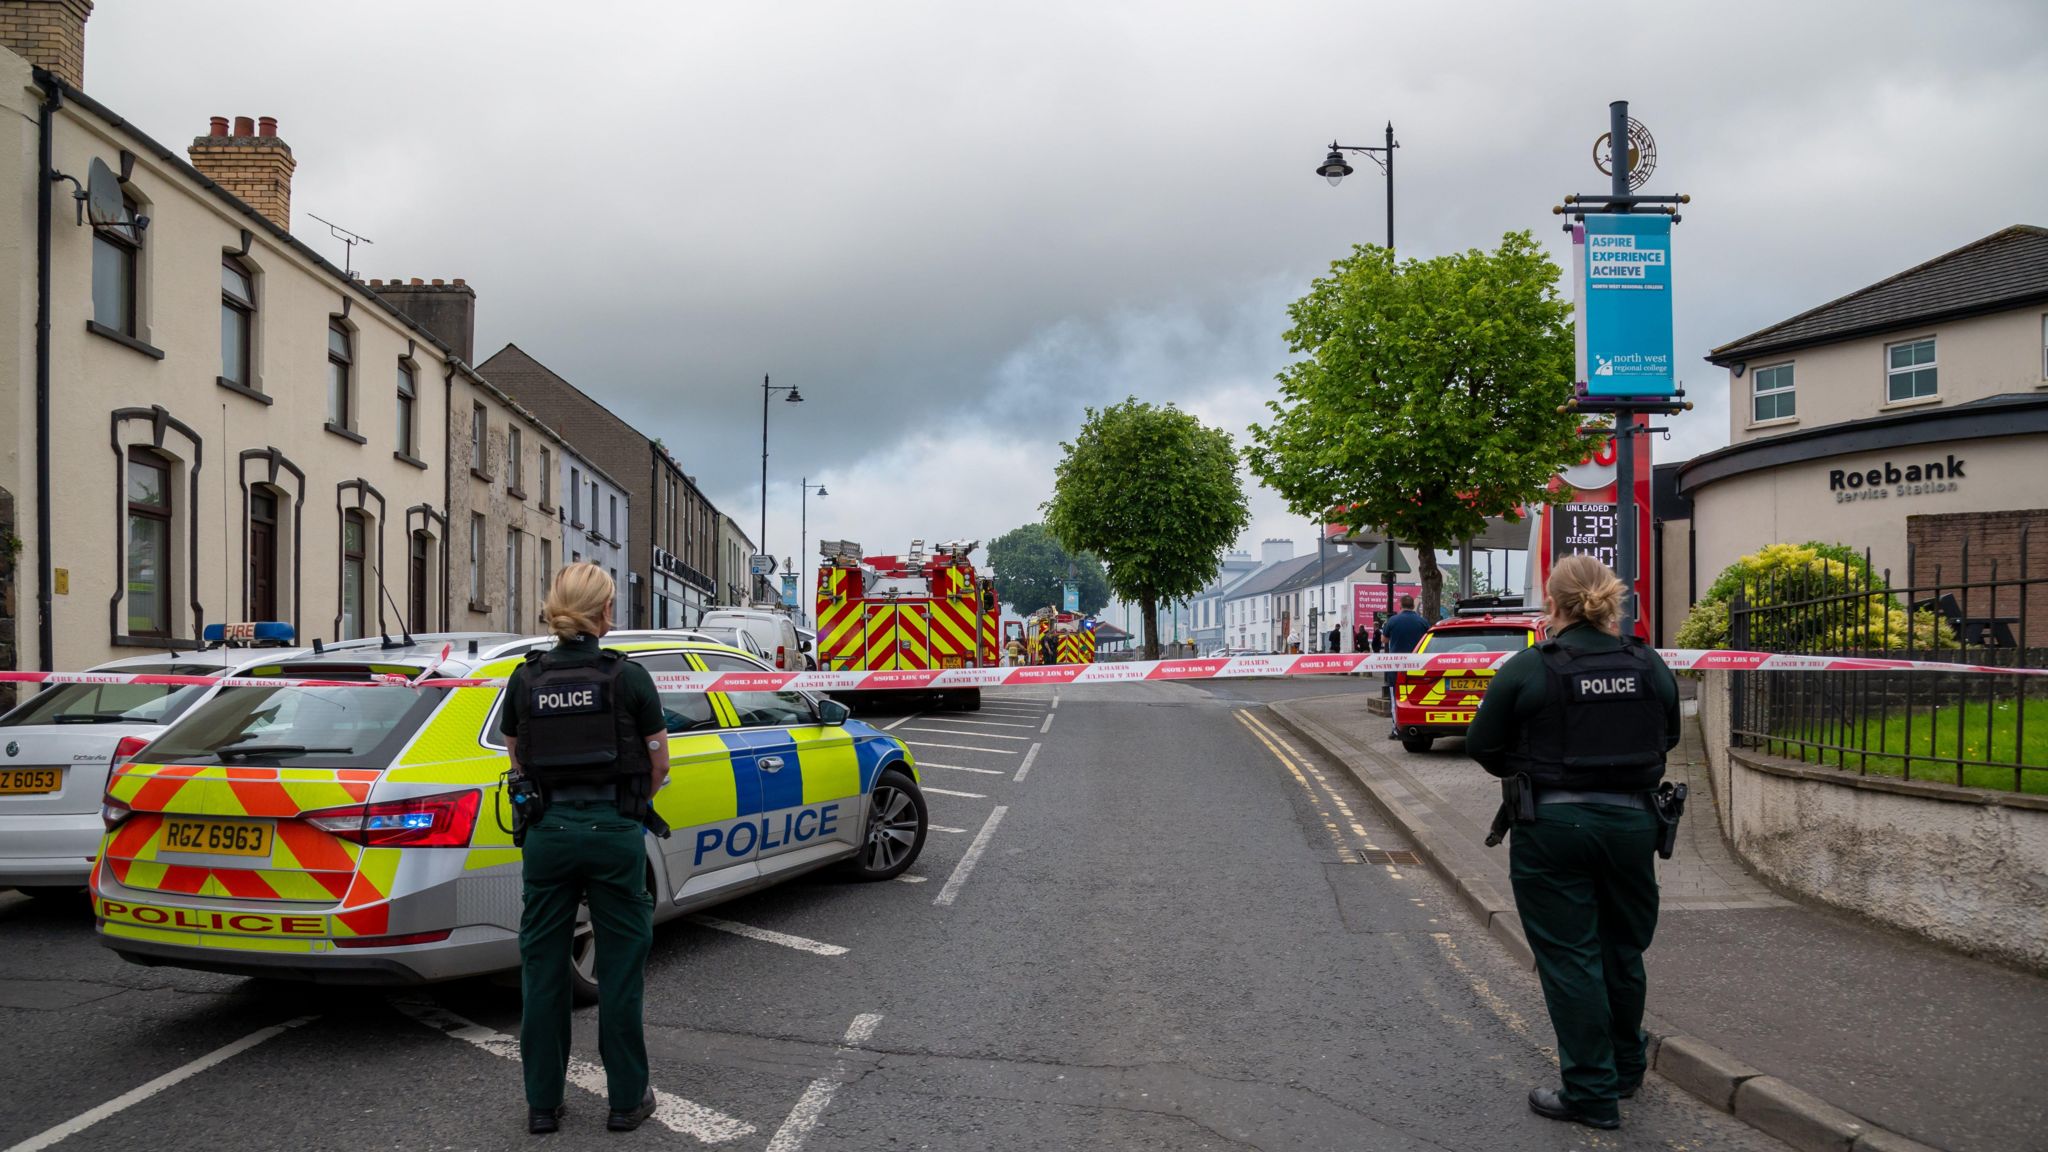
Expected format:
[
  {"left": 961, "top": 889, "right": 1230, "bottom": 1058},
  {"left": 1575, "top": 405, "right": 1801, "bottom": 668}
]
[
  {"left": 1221, "top": 554, "right": 1319, "bottom": 600},
  {"left": 1708, "top": 225, "right": 2048, "bottom": 363}
]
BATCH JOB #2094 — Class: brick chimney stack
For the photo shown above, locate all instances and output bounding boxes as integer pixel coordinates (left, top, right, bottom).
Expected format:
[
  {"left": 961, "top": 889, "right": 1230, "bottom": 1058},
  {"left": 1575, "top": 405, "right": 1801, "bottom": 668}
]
[
  {"left": 0, "top": 1, "right": 92, "bottom": 88},
  {"left": 367, "top": 278, "right": 477, "bottom": 363},
  {"left": 188, "top": 114, "right": 296, "bottom": 232}
]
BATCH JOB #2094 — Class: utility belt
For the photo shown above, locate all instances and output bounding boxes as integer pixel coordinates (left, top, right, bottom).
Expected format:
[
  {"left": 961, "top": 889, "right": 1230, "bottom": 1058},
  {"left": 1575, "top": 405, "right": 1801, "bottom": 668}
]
[
  {"left": 497, "top": 773, "right": 672, "bottom": 847},
  {"left": 1485, "top": 774, "right": 1688, "bottom": 859}
]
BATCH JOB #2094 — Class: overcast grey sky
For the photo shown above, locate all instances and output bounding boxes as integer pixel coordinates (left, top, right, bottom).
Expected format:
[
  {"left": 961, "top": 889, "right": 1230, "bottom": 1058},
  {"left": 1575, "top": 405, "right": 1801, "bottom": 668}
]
[{"left": 86, "top": 0, "right": 2048, "bottom": 578}]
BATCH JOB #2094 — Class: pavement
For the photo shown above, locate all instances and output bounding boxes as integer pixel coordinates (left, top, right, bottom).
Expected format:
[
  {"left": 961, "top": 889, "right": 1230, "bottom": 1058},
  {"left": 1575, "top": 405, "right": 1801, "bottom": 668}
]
[
  {"left": 0, "top": 678, "right": 1789, "bottom": 1151},
  {"left": 1271, "top": 688, "right": 2048, "bottom": 1152}
]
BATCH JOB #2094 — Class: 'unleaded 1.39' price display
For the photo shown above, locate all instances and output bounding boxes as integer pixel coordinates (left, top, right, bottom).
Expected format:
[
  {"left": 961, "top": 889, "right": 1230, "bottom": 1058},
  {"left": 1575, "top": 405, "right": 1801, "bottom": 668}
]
[{"left": 1552, "top": 503, "right": 1617, "bottom": 571}]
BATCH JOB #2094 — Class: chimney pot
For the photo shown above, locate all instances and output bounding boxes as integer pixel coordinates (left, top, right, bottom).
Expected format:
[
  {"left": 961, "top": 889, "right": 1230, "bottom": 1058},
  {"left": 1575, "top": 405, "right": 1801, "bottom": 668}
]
[
  {"left": 209, "top": 116, "right": 229, "bottom": 137},
  {"left": 368, "top": 278, "right": 381, "bottom": 286},
  {"left": 257, "top": 116, "right": 277, "bottom": 136},
  {"left": 430, "top": 278, "right": 444, "bottom": 286},
  {"left": 452, "top": 278, "right": 466, "bottom": 287},
  {"left": 189, "top": 111, "right": 296, "bottom": 232},
  {"left": 233, "top": 115, "right": 254, "bottom": 136},
  {"left": 410, "top": 277, "right": 424, "bottom": 286}
]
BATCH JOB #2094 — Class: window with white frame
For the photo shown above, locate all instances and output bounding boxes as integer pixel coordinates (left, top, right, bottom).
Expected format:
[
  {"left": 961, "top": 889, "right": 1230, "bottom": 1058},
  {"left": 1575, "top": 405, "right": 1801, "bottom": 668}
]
[
  {"left": 506, "top": 528, "right": 524, "bottom": 631},
  {"left": 1886, "top": 338, "right": 1937, "bottom": 402},
  {"left": 1752, "top": 363, "right": 1795, "bottom": 422},
  {"left": 470, "top": 404, "right": 487, "bottom": 473}
]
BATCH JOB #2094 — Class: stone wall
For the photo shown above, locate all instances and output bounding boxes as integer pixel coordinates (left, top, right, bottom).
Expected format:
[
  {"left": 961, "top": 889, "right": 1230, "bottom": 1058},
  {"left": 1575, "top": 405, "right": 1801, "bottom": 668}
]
[{"left": 1698, "top": 671, "right": 2048, "bottom": 971}]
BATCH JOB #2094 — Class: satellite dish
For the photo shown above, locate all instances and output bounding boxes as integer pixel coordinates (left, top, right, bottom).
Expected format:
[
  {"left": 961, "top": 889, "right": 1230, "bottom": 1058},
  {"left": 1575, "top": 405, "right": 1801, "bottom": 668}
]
[{"left": 85, "top": 157, "right": 125, "bottom": 228}]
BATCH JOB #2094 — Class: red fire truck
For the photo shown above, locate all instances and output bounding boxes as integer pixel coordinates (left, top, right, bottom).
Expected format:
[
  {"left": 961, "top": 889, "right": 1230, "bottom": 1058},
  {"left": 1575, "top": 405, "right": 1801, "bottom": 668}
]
[{"left": 815, "top": 539, "right": 1000, "bottom": 710}]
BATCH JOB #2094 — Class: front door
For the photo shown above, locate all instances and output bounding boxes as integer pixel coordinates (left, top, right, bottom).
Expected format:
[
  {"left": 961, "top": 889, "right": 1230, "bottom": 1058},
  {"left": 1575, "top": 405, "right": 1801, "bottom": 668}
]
[
  {"left": 409, "top": 532, "right": 429, "bottom": 634},
  {"left": 249, "top": 490, "right": 277, "bottom": 621},
  {"left": 631, "top": 652, "right": 765, "bottom": 905},
  {"left": 695, "top": 652, "right": 862, "bottom": 876}
]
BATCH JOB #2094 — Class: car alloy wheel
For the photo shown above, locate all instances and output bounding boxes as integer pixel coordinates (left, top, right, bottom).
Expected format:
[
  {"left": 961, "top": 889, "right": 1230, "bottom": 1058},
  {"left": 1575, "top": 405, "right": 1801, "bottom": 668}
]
[{"left": 864, "top": 784, "right": 919, "bottom": 872}]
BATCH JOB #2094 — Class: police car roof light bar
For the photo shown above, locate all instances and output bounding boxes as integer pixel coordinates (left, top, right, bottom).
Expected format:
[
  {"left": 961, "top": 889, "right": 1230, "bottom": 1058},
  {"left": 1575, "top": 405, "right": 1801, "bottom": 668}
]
[{"left": 201, "top": 621, "right": 297, "bottom": 647}]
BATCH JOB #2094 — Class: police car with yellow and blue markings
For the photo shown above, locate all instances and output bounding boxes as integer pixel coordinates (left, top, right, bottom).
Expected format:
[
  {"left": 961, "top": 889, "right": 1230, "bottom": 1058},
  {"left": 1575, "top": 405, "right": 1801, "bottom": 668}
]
[{"left": 89, "top": 633, "right": 925, "bottom": 1002}]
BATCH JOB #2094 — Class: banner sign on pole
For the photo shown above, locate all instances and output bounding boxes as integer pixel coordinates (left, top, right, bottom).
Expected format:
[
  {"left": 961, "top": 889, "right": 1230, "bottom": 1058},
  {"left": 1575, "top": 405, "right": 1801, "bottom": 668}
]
[
  {"left": 1062, "top": 582, "right": 1080, "bottom": 612},
  {"left": 780, "top": 572, "right": 798, "bottom": 608},
  {"left": 1583, "top": 215, "right": 1674, "bottom": 397}
]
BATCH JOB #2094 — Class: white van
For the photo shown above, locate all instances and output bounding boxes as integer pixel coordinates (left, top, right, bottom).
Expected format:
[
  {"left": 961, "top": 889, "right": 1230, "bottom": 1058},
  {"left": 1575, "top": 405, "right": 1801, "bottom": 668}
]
[{"left": 699, "top": 609, "right": 807, "bottom": 670}]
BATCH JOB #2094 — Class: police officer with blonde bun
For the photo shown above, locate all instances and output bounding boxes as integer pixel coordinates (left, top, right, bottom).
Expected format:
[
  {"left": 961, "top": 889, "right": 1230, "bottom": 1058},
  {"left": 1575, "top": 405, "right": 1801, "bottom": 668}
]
[
  {"left": 1466, "top": 554, "right": 1679, "bottom": 1131},
  {"left": 501, "top": 563, "right": 670, "bottom": 1134}
]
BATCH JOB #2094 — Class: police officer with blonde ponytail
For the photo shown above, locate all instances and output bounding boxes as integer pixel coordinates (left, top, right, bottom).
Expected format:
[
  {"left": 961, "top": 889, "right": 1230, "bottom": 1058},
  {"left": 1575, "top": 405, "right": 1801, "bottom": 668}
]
[
  {"left": 500, "top": 563, "right": 669, "bottom": 1134},
  {"left": 1466, "top": 555, "right": 1679, "bottom": 1131}
]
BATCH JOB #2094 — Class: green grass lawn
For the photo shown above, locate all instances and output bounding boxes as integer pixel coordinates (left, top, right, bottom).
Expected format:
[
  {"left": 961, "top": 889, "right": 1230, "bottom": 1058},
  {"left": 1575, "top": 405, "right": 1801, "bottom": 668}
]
[{"left": 1775, "top": 698, "right": 2048, "bottom": 795}]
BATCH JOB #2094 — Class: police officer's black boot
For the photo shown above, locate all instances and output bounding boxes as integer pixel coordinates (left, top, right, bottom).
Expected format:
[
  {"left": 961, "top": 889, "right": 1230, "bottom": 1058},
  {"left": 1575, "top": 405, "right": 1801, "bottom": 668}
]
[
  {"left": 528, "top": 1104, "right": 564, "bottom": 1134},
  {"left": 1528, "top": 1087, "right": 1620, "bottom": 1130},
  {"left": 607, "top": 1088, "right": 657, "bottom": 1132}
]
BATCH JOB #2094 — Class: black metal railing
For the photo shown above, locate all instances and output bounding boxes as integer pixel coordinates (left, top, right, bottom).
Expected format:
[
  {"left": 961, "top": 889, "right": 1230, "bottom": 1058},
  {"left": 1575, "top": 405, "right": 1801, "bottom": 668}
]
[{"left": 1728, "top": 529, "right": 2046, "bottom": 794}]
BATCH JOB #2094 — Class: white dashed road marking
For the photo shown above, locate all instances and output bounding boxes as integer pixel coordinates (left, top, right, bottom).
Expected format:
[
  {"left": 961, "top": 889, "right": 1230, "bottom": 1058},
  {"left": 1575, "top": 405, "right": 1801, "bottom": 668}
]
[
  {"left": 915, "top": 761, "right": 1004, "bottom": 775},
  {"left": 1040, "top": 713, "right": 1054, "bottom": 733},
  {"left": 1013, "top": 742, "right": 1042, "bottom": 782},
  {"left": 929, "top": 824, "right": 967, "bottom": 833},
  {"left": 919, "top": 786, "right": 987, "bottom": 798},
  {"left": 895, "top": 874, "right": 928, "bottom": 884},
  {"left": 392, "top": 999, "right": 754, "bottom": 1143},
  {"left": 927, "top": 716, "right": 1039, "bottom": 728},
  {"left": 880, "top": 713, "right": 923, "bottom": 731},
  {"left": 3, "top": 1016, "right": 318, "bottom": 1152},
  {"left": 898, "top": 727, "right": 1034, "bottom": 741},
  {"left": 690, "top": 916, "right": 850, "bottom": 957},
  {"left": 903, "top": 740, "right": 1017, "bottom": 755},
  {"left": 764, "top": 1013, "right": 884, "bottom": 1152},
  {"left": 934, "top": 805, "right": 1009, "bottom": 907}
]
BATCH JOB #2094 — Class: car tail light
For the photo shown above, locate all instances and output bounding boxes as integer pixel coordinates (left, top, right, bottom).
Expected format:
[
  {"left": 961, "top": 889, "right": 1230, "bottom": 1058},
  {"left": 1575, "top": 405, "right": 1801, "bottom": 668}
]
[
  {"left": 333, "top": 929, "right": 453, "bottom": 949},
  {"left": 111, "top": 734, "right": 151, "bottom": 768},
  {"left": 302, "top": 789, "right": 480, "bottom": 848},
  {"left": 99, "top": 795, "right": 131, "bottom": 831},
  {"left": 777, "top": 645, "right": 788, "bottom": 669}
]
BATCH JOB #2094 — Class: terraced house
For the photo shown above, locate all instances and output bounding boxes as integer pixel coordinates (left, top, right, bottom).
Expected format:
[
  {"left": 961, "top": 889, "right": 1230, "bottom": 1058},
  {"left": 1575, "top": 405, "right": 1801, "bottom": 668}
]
[{"left": 0, "top": 3, "right": 465, "bottom": 683}]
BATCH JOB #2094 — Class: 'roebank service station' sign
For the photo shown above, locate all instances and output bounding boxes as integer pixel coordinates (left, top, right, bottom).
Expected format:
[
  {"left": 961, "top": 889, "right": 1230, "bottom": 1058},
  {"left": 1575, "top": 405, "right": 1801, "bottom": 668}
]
[{"left": 1583, "top": 215, "right": 1675, "bottom": 397}]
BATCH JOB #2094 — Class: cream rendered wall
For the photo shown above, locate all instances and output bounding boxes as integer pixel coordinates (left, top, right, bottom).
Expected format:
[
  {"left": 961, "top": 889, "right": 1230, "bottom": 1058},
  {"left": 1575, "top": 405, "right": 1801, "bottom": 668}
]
[
  {"left": 448, "top": 376, "right": 562, "bottom": 636},
  {"left": 1688, "top": 433, "right": 2044, "bottom": 596},
  {"left": 1730, "top": 308, "right": 2048, "bottom": 444},
  {"left": 22, "top": 96, "right": 448, "bottom": 667}
]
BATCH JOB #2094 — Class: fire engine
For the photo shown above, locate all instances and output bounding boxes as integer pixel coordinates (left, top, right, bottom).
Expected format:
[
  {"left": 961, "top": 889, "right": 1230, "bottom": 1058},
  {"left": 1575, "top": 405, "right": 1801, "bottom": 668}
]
[
  {"left": 816, "top": 539, "right": 1001, "bottom": 710},
  {"left": 1020, "top": 608, "right": 1097, "bottom": 665}
]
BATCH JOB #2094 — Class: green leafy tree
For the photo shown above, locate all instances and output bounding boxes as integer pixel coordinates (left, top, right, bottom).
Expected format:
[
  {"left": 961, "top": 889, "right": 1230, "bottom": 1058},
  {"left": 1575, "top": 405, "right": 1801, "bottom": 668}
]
[
  {"left": 986, "top": 523, "right": 1110, "bottom": 616},
  {"left": 1045, "top": 399, "right": 1250, "bottom": 659},
  {"left": 1246, "top": 235, "right": 1584, "bottom": 618}
]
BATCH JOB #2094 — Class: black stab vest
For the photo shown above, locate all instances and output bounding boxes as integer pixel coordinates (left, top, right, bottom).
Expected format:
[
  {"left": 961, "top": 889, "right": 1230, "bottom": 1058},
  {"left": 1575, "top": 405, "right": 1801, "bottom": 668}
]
[
  {"left": 1505, "top": 637, "right": 1667, "bottom": 793},
  {"left": 514, "top": 647, "right": 649, "bottom": 791}
]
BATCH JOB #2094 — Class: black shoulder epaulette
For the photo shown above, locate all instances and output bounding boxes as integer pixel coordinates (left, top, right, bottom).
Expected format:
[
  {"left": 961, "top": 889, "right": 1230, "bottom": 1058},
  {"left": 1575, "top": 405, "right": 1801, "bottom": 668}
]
[{"left": 522, "top": 648, "right": 546, "bottom": 665}]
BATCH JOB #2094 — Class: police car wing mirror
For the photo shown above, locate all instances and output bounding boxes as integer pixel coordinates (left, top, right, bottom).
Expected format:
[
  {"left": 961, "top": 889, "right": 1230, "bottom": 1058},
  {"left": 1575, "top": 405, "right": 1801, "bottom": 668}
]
[{"left": 817, "top": 698, "right": 851, "bottom": 726}]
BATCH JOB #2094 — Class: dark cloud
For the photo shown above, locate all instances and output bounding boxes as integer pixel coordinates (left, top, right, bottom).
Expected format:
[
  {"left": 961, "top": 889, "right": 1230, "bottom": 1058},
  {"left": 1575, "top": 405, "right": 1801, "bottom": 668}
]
[{"left": 85, "top": 0, "right": 2048, "bottom": 565}]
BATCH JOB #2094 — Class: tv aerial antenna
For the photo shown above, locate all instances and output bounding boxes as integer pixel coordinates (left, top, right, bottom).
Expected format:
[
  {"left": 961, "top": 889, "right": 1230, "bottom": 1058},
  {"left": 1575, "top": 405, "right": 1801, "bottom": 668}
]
[{"left": 308, "top": 212, "right": 373, "bottom": 277}]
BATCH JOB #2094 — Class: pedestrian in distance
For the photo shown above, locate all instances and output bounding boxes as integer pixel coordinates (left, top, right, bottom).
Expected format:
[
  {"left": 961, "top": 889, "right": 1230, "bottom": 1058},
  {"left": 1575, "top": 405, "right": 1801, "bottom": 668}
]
[
  {"left": 1464, "top": 555, "right": 1680, "bottom": 1131},
  {"left": 501, "top": 563, "right": 672, "bottom": 1134},
  {"left": 1380, "top": 594, "right": 1429, "bottom": 739}
]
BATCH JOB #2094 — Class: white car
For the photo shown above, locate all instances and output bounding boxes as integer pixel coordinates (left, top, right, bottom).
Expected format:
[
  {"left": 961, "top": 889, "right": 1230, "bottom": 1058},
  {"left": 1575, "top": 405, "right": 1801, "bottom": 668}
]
[
  {"left": 0, "top": 627, "right": 305, "bottom": 898},
  {"left": 700, "top": 609, "right": 806, "bottom": 670}
]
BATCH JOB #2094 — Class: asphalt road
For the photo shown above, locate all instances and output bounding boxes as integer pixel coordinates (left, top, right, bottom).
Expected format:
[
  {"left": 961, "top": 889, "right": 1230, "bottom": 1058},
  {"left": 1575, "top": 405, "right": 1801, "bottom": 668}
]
[{"left": 0, "top": 679, "right": 1784, "bottom": 1151}]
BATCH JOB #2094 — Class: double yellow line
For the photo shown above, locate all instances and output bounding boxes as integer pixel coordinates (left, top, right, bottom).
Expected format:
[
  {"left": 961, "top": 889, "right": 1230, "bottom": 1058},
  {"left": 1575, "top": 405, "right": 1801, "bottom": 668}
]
[{"left": 1234, "top": 709, "right": 1401, "bottom": 874}]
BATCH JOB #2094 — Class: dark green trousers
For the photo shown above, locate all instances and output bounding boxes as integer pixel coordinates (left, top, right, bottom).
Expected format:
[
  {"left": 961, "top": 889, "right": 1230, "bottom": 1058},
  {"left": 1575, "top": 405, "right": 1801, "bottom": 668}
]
[
  {"left": 1509, "top": 802, "right": 1660, "bottom": 1123},
  {"left": 519, "top": 800, "right": 653, "bottom": 1113}
]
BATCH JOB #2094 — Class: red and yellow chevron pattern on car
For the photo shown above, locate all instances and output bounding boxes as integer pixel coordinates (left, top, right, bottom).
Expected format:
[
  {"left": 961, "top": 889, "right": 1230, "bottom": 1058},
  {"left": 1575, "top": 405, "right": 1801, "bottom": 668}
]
[
  {"left": 863, "top": 603, "right": 931, "bottom": 671},
  {"left": 96, "top": 761, "right": 402, "bottom": 935},
  {"left": 817, "top": 568, "right": 864, "bottom": 670},
  {"left": 1397, "top": 668, "right": 1497, "bottom": 708},
  {"left": 926, "top": 592, "right": 982, "bottom": 669}
]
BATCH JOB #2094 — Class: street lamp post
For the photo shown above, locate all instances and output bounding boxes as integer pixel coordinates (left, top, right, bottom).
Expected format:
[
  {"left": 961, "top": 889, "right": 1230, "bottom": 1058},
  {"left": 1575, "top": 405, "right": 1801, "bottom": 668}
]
[
  {"left": 759, "top": 374, "right": 804, "bottom": 564},
  {"left": 799, "top": 478, "right": 827, "bottom": 625},
  {"left": 1315, "top": 121, "right": 1399, "bottom": 251}
]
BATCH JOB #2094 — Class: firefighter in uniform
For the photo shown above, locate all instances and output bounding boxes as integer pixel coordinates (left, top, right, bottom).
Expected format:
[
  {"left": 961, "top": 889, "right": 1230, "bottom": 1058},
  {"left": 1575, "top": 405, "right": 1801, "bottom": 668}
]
[
  {"left": 501, "top": 563, "right": 671, "bottom": 1134},
  {"left": 1465, "top": 555, "right": 1679, "bottom": 1131}
]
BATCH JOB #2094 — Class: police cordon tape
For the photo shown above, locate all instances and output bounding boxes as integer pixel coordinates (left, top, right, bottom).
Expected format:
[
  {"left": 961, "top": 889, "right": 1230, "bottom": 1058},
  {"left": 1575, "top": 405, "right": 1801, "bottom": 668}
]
[{"left": 0, "top": 648, "right": 2041, "bottom": 694}]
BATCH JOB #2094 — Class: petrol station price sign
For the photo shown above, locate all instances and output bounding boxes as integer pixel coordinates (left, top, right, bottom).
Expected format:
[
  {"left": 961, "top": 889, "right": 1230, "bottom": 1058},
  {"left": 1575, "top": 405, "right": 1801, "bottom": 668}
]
[{"left": 1550, "top": 502, "right": 1618, "bottom": 570}]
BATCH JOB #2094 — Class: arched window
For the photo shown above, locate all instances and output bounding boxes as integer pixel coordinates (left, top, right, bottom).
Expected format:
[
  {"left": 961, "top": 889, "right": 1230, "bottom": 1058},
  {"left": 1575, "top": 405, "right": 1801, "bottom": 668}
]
[
  {"left": 221, "top": 257, "right": 254, "bottom": 389},
  {"left": 341, "top": 510, "right": 367, "bottom": 639},
  {"left": 125, "top": 447, "right": 172, "bottom": 636}
]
